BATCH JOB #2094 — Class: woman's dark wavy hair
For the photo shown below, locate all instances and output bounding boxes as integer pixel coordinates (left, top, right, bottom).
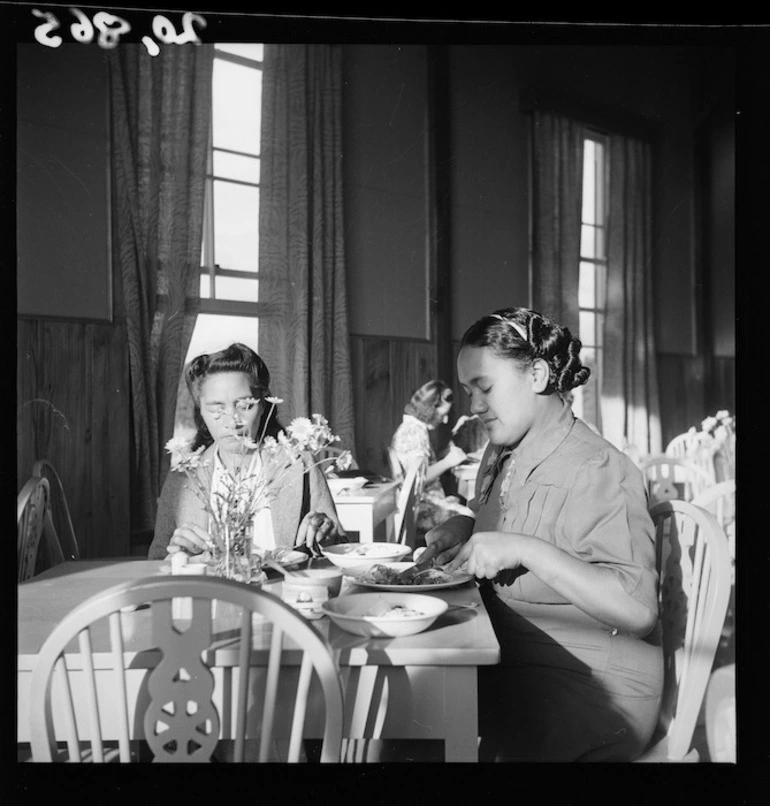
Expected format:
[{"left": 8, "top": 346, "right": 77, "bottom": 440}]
[
  {"left": 185, "top": 342, "right": 283, "bottom": 450},
  {"left": 404, "top": 379, "right": 454, "bottom": 426},
  {"left": 460, "top": 306, "right": 591, "bottom": 394}
]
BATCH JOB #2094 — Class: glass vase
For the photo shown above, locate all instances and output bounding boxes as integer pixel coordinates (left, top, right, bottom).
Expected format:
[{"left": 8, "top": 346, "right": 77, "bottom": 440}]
[{"left": 208, "top": 522, "right": 253, "bottom": 584}]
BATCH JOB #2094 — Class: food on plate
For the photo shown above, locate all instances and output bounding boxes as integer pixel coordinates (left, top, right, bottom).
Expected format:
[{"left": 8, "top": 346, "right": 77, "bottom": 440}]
[
  {"left": 254, "top": 546, "right": 305, "bottom": 566},
  {"left": 359, "top": 563, "right": 456, "bottom": 586},
  {"left": 366, "top": 604, "right": 426, "bottom": 618}
]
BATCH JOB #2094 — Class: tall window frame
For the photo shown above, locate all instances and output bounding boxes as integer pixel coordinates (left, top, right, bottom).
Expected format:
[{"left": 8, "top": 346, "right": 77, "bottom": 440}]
[
  {"left": 187, "top": 43, "right": 267, "bottom": 361},
  {"left": 573, "top": 131, "right": 609, "bottom": 431}
]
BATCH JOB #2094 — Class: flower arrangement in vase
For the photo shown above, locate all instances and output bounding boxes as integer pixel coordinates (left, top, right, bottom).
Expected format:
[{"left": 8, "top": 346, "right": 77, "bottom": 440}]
[{"left": 165, "top": 396, "right": 351, "bottom": 583}]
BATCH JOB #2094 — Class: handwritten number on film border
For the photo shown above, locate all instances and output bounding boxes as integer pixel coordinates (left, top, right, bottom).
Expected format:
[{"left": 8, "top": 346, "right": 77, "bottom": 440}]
[{"left": 31, "top": 9, "right": 207, "bottom": 53}]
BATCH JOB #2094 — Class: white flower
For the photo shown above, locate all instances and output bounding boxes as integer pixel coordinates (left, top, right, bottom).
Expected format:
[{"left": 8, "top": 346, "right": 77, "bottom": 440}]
[
  {"left": 265, "top": 396, "right": 284, "bottom": 405},
  {"left": 287, "top": 417, "right": 314, "bottom": 444},
  {"left": 165, "top": 436, "right": 193, "bottom": 454},
  {"left": 335, "top": 451, "right": 353, "bottom": 471}
]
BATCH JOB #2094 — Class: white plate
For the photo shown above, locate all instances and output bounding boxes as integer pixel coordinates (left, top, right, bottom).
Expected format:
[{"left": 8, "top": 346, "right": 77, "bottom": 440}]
[
  {"left": 344, "top": 561, "right": 475, "bottom": 592},
  {"left": 326, "top": 477, "right": 368, "bottom": 495}
]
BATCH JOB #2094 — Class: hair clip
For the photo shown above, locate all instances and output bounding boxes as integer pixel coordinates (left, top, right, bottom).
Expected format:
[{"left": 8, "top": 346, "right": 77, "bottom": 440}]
[{"left": 491, "top": 313, "right": 528, "bottom": 342}]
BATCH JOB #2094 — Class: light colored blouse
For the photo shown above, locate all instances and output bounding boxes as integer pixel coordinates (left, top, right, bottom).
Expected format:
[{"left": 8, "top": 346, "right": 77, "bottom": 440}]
[
  {"left": 391, "top": 414, "right": 441, "bottom": 496},
  {"left": 471, "top": 400, "right": 658, "bottom": 615}
]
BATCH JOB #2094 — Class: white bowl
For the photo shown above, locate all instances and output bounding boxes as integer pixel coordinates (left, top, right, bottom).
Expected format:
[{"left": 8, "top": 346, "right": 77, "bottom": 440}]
[
  {"left": 321, "top": 542, "right": 411, "bottom": 570},
  {"left": 280, "top": 567, "right": 343, "bottom": 620},
  {"left": 326, "top": 476, "right": 368, "bottom": 495},
  {"left": 322, "top": 592, "right": 448, "bottom": 637}
]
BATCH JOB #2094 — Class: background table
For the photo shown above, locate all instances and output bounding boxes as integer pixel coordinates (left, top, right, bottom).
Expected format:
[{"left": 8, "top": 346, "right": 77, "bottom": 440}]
[
  {"left": 331, "top": 480, "right": 400, "bottom": 543},
  {"left": 17, "top": 559, "right": 500, "bottom": 761}
]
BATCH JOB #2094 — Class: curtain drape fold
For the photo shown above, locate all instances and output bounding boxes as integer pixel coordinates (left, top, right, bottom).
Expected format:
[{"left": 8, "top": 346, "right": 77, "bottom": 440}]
[
  {"left": 530, "top": 111, "right": 584, "bottom": 335},
  {"left": 257, "top": 44, "right": 356, "bottom": 453},
  {"left": 109, "top": 44, "right": 214, "bottom": 531},
  {"left": 602, "top": 136, "right": 662, "bottom": 455}
]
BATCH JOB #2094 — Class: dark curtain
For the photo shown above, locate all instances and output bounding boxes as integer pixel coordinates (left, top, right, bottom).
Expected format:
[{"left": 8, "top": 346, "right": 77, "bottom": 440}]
[
  {"left": 257, "top": 44, "right": 356, "bottom": 454},
  {"left": 530, "top": 111, "right": 584, "bottom": 334},
  {"left": 602, "top": 135, "right": 662, "bottom": 455},
  {"left": 108, "top": 44, "right": 214, "bottom": 531}
]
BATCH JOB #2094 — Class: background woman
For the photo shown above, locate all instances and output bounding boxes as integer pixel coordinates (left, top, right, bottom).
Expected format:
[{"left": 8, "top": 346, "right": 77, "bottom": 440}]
[
  {"left": 148, "top": 343, "right": 345, "bottom": 561},
  {"left": 390, "top": 380, "right": 472, "bottom": 542},
  {"left": 421, "top": 307, "right": 663, "bottom": 761}
]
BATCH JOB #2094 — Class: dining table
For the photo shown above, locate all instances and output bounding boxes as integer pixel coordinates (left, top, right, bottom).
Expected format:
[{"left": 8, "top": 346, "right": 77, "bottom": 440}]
[
  {"left": 330, "top": 479, "right": 400, "bottom": 543},
  {"left": 17, "top": 557, "right": 500, "bottom": 762}
]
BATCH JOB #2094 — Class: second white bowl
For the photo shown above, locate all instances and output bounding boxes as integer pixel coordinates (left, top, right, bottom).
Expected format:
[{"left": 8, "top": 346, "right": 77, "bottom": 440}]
[{"left": 321, "top": 542, "right": 411, "bottom": 570}]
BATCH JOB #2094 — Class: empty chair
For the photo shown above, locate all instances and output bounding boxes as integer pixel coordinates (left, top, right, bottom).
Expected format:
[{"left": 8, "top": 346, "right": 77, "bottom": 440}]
[
  {"left": 393, "top": 464, "right": 420, "bottom": 549},
  {"left": 665, "top": 432, "right": 718, "bottom": 484},
  {"left": 28, "top": 575, "right": 345, "bottom": 763},
  {"left": 17, "top": 476, "right": 64, "bottom": 582},
  {"left": 31, "top": 458, "right": 80, "bottom": 561},
  {"left": 640, "top": 455, "right": 714, "bottom": 506},
  {"left": 635, "top": 500, "right": 732, "bottom": 761}
]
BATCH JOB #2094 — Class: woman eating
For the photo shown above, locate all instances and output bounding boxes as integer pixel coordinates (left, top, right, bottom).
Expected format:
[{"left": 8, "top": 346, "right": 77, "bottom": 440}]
[
  {"left": 148, "top": 342, "right": 345, "bottom": 562},
  {"left": 420, "top": 307, "right": 663, "bottom": 761},
  {"left": 390, "top": 380, "right": 473, "bottom": 542}
]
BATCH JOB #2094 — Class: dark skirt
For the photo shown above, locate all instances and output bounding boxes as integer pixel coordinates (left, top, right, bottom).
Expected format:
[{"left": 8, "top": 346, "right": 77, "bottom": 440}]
[{"left": 478, "top": 586, "right": 664, "bottom": 762}]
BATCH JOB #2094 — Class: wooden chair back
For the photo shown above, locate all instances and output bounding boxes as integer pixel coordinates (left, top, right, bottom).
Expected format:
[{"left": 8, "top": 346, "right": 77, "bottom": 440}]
[
  {"left": 28, "top": 575, "right": 345, "bottom": 763},
  {"left": 18, "top": 477, "right": 64, "bottom": 582},
  {"left": 692, "top": 479, "right": 736, "bottom": 563},
  {"left": 641, "top": 500, "right": 732, "bottom": 760},
  {"left": 640, "top": 455, "right": 714, "bottom": 506},
  {"left": 665, "top": 433, "right": 718, "bottom": 484},
  {"left": 32, "top": 458, "right": 80, "bottom": 561},
  {"left": 393, "top": 464, "right": 420, "bottom": 548}
]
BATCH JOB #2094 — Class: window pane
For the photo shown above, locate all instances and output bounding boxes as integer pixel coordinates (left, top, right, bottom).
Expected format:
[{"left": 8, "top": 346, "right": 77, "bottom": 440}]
[
  {"left": 580, "top": 311, "right": 596, "bottom": 347},
  {"left": 213, "top": 151, "right": 260, "bottom": 184},
  {"left": 200, "top": 272, "right": 211, "bottom": 298},
  {"left": 593, "top": 225, "right": 606, "bottom": 260},
  {"left": 594, "top": 140, "right": 606, "bottom": 221},
  {"left": 215, "top": 43, "right": 264, "bottom": 62},
  {"left": 580, "top": 224, "right": 597, "bottom": 259},
  {"left": 213, "top": 182, "right": 259, "bottom": 271},
  {"left": 582, "top": 140, "right": 596, "bottom": 224},
  {"left": 184, "top": 314, "right": 260, "bottom": 365},
  {"left": 579, "top": 261, "right": 595, "bottom": 309},
  {"left": 212, "top": 60, "right": 262, "bottom": 154},
  {"left": 212, "top": 275, "right": 259, "bottom": 303}
]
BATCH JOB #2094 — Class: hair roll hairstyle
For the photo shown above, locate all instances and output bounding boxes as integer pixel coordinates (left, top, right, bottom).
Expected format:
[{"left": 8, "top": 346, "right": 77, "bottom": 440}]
[
  {"left": 460, "top": 306, "right": 591, "bottom": 394},
  {"left": 404, "top": 380, "right": 454, "bottom": 426},
  {"left": 185, "top": 342, "right": 282, "bottom": 450}
]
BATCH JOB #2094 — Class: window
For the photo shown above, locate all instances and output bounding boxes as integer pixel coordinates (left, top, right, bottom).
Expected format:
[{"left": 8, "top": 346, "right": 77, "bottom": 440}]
[
  {"left": 572, "top": 134, "right": 608, "bottom": 431},
  {"left": 186, "top": 43, "right": 265, "bottom": 362}
]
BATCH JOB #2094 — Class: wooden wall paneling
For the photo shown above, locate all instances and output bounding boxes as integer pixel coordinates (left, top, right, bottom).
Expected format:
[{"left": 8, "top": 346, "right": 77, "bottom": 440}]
[
  {"left": 17, "top": 317, "right": 131, "bottom": 559},
  {"left": 90, "top": 320, "right": 130, "bottom": 557},
  {"left": 353, "top": 338, "right": 393, "bottom": 475},
  {"left": 350, "top": 335, "right": 439, "bottom": 478}
]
